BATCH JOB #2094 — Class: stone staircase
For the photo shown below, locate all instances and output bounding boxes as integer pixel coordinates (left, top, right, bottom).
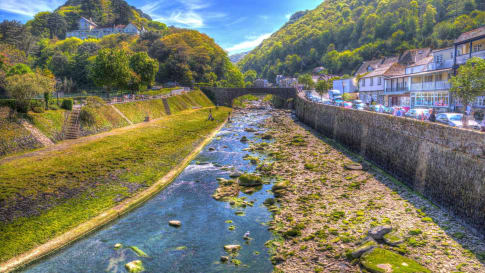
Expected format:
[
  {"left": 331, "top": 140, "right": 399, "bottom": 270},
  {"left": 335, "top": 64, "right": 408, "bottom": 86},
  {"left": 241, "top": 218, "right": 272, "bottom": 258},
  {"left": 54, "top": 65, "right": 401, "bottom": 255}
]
[
  {"left": 162, "top": 98, "right": 171, "bottom": 115},
  {"left": 64, "top": 106, "right": 81, "bottom": 140}
]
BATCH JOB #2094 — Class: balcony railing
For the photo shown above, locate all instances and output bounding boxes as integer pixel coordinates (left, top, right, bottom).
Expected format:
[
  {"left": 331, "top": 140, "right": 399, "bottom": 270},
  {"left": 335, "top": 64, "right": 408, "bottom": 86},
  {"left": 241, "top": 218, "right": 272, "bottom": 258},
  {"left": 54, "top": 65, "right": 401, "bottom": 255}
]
[
  {"left": 385, "top": 86, "right": 409, "bottom": 93},
  {"left": 410, "top": 81, "right": 450, "bottom": 91}
]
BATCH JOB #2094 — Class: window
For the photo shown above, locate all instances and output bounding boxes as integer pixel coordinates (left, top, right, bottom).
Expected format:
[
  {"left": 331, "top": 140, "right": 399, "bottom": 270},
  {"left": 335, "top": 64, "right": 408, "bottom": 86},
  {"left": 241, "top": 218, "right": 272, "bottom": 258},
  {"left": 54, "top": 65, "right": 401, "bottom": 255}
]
[
  {"left": 411, "top": 92, "right": 449, "bottom": 107},
  {"left": 435, "top": 55, "right": 443, "bottom": 64},
  {"left": 435, "top": 73, "right": 443, "bottom": 82},
  {"left": 457, "top": 44, "right": 470, "bottom": 56},
  {"left": 370, "top": 77, "right": 374, "bottom": 86},
  {"left": 475, "top": 96, "right": 485, "bottom": 107},
  {"left": 424, "top": 75, "right": 433, "bottom": 82},
  {"left": 473, "top": 44, "right": 483, "bottom": 53},
  {"left": 378, "top": 77, "right": 382, "bottom": 85},
  {"left": 361, "top": 79, "right": 365, "bottom": 87}
]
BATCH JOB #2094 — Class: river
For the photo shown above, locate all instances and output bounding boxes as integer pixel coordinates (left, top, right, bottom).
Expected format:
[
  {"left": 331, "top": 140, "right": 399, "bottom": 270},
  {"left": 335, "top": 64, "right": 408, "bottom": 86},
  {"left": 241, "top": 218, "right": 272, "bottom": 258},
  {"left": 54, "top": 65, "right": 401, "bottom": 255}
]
[{"left": 22, "top": 108, "right": 275, "bottom": 273}]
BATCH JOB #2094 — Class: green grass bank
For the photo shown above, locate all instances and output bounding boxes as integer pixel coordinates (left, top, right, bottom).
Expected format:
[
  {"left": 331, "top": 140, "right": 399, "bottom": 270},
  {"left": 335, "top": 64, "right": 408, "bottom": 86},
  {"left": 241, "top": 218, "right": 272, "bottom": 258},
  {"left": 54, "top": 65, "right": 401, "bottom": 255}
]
[{"left": 0, "top": 107, "right": 230, "bottom": 264}]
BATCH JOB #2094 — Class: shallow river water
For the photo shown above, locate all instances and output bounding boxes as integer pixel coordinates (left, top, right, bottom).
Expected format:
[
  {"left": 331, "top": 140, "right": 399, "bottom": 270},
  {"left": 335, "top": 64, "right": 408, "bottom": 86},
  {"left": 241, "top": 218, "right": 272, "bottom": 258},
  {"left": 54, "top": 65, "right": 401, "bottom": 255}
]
[{"left": 22, "top": 109, "right": 275, "bottom": 273}]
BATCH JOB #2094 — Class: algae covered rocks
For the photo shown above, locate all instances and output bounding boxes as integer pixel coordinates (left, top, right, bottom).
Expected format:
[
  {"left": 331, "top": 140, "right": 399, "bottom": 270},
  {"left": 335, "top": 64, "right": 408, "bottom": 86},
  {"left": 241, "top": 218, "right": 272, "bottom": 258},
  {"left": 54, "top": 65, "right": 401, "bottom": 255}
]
[{"left": 238, "top": 173, "right": 263, "bottom": 187}]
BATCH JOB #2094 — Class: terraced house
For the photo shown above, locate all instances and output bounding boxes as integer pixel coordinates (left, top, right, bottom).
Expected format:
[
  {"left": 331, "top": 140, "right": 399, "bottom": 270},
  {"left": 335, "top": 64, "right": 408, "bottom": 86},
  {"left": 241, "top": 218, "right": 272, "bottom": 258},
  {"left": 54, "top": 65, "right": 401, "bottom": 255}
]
[{"left": 354, "top": 26, "right": 485, "bottom": 110}]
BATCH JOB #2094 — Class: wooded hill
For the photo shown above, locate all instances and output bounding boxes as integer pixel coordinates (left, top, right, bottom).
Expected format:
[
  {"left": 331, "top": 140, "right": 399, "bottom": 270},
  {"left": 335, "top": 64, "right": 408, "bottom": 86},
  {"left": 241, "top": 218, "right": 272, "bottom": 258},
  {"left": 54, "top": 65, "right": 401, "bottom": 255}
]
[
  {"left": 239, "top": 0, "right": 485, "bottom": 81},
  {"left": 0, "top": 0, "right": 244, "bottom": 91}
]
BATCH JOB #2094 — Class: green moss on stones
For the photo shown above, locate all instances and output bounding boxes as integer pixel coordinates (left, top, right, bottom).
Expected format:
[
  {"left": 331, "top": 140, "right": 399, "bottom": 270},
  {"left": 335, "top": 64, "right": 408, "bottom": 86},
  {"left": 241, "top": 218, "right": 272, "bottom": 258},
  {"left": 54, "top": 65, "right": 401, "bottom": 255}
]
[{"left": 360, "top": 248, "right": 431, "bottom": 273}]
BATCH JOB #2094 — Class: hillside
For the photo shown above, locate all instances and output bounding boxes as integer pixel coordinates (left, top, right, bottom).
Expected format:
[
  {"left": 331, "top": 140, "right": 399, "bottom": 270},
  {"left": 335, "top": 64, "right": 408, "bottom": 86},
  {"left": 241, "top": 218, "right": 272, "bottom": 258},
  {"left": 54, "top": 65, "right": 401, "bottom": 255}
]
[
  {"left": 229, "top": 51, "right": 249, "bottom": 64},
  {"left": 239, "top": 0, "right": 485, "bottom": 80}
]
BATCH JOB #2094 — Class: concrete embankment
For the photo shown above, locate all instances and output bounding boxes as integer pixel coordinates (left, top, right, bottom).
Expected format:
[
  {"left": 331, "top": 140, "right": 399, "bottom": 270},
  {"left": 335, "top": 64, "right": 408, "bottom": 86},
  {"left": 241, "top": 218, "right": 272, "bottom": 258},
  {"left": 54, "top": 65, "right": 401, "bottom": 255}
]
[{"left": 294, "top": 94, "right": 485, "bottom": 236}]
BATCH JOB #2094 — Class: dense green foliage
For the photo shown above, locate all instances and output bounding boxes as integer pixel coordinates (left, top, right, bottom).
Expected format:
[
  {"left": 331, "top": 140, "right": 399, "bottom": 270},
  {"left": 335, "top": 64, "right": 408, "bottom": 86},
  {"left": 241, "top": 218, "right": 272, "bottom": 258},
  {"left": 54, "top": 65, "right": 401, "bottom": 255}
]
[
  {"left": 0, "top": 0, "right": 244, "bottom": 98},
  {"left": 239, "top": 0, "right": 485, "bottom": 80}
]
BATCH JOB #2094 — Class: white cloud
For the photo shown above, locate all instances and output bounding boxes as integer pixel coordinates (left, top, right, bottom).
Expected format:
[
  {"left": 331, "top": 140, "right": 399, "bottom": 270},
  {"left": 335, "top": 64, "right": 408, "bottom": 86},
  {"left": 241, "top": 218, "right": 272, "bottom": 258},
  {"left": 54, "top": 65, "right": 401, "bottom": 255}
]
[
  {"left": 226, "top": 33, "right": 271, "bottom": 54},
  {"left": 285, "top": 13, "right": 292, "bottom": 19},
  {"left": 142, "top": 0, "right": 224, "bottom": 29},
  {"left": 0, "top": 0, "right": 63, "bottom": 17}
]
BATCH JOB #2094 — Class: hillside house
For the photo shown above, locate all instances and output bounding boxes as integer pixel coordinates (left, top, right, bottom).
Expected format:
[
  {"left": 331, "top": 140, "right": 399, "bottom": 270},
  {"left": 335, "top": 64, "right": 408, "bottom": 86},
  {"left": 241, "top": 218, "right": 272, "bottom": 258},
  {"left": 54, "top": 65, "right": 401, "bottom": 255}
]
[{"left": 66, "top": 17, "right": 145, "bottom": 40}]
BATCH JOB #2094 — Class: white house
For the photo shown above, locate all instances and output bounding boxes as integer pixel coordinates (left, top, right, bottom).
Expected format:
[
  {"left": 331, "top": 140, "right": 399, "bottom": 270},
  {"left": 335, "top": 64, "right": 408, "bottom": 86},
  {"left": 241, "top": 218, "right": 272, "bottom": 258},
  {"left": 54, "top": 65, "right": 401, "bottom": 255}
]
[{"left": 66, "top": 17, "right": 145, "bottom": 40}]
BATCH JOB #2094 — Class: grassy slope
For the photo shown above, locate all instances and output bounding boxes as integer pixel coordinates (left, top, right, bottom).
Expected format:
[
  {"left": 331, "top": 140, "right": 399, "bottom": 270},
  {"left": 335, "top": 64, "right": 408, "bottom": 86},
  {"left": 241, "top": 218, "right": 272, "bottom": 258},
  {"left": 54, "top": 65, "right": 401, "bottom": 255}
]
[
  {"left": 28, "top": 110, "right": 67, "bottom": 141},
  {"left": 0, "top": 107, "right": 230, "bottom": 263},
  {"left": 0, "top": 117, "right": 42, "bottom": 157},
  {"left": 167, "top": 90, "right": 214, "bottom": 114},
  {"left": 114, "top": 99, "right": 167, "bottom": 124},
  {"left": 81, "top": 104, "right": 129, "bottom": 134}
]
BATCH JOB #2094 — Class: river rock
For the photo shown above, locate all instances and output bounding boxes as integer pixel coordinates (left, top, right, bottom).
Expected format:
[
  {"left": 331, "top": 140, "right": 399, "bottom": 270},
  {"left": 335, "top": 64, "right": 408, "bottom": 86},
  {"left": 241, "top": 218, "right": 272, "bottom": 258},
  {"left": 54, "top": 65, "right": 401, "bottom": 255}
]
[
  {"left": 169, "top": 220, "right": 182, "bottom": 227},
  {"left": 114, "top": 243, "right": 123, "bottom": 249},
  {"left": 368, "top": 225, "right": 392, "bottom": 240},
  {"left": 383, "top": 232, "right": 404, "bottom": 246},
  {"left": 351, "top": 240, "right": 377, "bottom": 258},
  {"left": 229, "top": 171, "right": 242, "bottom": 178},
  {"left": 224, "top": 244, "right": 241, "bottom": 252},
  {"left": 208, "top": 147, "right": 216, "bottom": 151},
  {"left": 220, "top": 256, "right": 229, "bottom": 262},
  {"left": 262, "top": 134, "right": 273, "bottom": 140},
  {"left": 238, "top": 174, "right": 263, "bottom": 187},
  {"left": 360, "top": 248, "right": 431, "bottom": 273},
  {"left": 245, "top": 128, "right": 257, "bottom": 132},
  {"left": 125, "top": 260, "right": 144, "bottom": 273},
  {"left": 344, "top": 163, "right": 363, "bottom": 171},
  {"left": 240, "top": 136, "right": 248, "bottom": 142}
]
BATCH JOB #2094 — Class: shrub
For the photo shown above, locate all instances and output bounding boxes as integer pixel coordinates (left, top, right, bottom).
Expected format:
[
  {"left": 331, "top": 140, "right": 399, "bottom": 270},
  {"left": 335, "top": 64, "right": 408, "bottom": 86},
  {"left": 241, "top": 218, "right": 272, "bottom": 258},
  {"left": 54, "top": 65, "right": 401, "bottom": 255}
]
[
  {"left": 86, "top": 96, "right": 106, "bottom": 107},
  {"left": 61, "top": 99, "right": 73, "bottom": 110},
  {"left": 32, "top": 106, "right": 45, "bottom": 113},
  {"left": 79, "top": 107, "right": 96, "bottom": 126}
]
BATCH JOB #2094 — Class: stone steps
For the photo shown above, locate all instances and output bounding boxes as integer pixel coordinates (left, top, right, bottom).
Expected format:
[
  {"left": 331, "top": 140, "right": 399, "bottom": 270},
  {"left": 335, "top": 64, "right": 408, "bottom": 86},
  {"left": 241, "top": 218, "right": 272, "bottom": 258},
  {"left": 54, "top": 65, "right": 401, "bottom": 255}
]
[
  {"left": 64, "top": 107, "right": 81, "bottom": 140},
  {"left": 162, "top": 98, "right": 171, "bottom": 115}
]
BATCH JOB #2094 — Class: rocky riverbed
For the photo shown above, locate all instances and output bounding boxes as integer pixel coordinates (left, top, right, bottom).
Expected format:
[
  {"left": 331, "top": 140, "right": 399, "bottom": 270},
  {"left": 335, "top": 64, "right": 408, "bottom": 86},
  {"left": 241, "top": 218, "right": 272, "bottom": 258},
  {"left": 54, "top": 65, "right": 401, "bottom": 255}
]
[{"left": 249, "top": 109, "right": 485, "bottom": 273}]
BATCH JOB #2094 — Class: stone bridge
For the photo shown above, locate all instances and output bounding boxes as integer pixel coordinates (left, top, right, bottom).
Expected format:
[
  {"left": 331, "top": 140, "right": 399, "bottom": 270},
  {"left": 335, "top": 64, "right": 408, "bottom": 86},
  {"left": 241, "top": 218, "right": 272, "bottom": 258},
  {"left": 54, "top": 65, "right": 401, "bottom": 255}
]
[{"left": 201, "top": 87, "right": 298, "bottom": 107}]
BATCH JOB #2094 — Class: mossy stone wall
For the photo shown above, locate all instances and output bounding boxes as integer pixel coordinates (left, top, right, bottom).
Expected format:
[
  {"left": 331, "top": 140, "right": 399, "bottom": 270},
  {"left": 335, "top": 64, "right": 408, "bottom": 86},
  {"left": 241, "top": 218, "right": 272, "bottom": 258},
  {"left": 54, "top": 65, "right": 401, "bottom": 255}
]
[{"left": 295, "top": 95, "right": 485, "bottom": 235}]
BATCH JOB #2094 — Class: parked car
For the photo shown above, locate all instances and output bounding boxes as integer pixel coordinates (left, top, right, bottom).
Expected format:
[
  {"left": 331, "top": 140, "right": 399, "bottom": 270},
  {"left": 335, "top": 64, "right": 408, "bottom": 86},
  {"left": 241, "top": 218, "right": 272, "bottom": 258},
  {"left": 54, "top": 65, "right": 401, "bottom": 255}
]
[
  {"left": 405, "top": 108, "right": 430, "bottom": 120},
  {"left": 336, "top": 101, "right": 353, "bottom": 108},
  {"left": 369, "top": 104, "right": 387, "bottom": 113},
  {"left": 436, "top": 113, "right": 481, "bottom": 130},
  {"left": 352, "top": 100, "right": 365, "bottom": 110}
]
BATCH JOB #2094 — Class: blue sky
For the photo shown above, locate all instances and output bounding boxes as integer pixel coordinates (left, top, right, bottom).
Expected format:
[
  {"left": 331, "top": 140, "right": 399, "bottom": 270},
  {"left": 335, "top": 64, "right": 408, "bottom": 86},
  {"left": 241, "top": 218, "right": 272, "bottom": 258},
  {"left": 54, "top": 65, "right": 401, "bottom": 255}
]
[{"left": 0, "top": 0, "right": 321, "bottom": 54}]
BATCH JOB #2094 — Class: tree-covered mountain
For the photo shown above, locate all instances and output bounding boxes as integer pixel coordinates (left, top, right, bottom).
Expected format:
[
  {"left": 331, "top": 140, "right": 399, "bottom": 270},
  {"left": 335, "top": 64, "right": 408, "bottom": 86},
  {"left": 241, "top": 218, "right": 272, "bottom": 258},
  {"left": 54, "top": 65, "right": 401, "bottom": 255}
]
[
  {"left": 239, "top": 0, "right": 485, "bottom": 81},
  {"left": 0, "top": 0, "right": 244, "bottom": 92}
]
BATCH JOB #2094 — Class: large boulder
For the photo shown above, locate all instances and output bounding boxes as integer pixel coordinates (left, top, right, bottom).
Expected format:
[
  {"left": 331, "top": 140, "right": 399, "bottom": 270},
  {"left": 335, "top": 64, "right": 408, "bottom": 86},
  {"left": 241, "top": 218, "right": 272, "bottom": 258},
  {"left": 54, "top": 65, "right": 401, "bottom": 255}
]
[
  {"left": 351, "top": 240, "right": 377, "bottom": 258},
  {"left": 368, "top": 226, "right": 392, "bottom": 240},
  {"left": 238, "top": 174, "right": 263, "bottom": 187},
  {"left": 125, "top": 260, "right": 144, "bottom": 273},
  {"left": 169, "top": 220, "right": 182, "bottom": 227},
  {"left": 360, "top": 248, "right": 431, "bottom": 273},
  {"left": 224, "top": 244, "right": 241, "bottom": 252}
]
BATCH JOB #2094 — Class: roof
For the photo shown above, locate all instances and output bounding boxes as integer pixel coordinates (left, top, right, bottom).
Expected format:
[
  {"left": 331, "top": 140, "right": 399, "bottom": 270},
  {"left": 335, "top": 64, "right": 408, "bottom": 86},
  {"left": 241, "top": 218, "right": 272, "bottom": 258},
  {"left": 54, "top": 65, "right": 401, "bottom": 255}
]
[
  {"left": 455, "top": 26, "right": 485, "bottom": 44},
  {"left": 407, "top": 56, "right": 433, "bottom": 68},
  {"left": 432, "top": 47, "right": 453, "bottom": 53},
  {"left": 80, "top": 17, "right": 97, "bottom": 26}
]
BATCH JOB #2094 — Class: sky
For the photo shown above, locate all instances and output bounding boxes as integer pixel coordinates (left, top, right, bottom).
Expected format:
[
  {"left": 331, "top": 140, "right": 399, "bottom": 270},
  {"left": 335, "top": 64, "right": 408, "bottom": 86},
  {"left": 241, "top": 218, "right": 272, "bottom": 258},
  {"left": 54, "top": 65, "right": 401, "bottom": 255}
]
[{"left": 0, "top": 0, "right": 321, "bottom": 55}]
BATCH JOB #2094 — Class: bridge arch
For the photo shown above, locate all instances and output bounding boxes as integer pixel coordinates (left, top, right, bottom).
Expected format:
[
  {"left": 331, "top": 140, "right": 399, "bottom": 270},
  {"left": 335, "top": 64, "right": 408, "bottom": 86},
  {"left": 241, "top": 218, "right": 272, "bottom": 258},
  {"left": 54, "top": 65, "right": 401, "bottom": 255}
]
[{"left": 201, "top": 87, "right": 298, "bottom": 107}]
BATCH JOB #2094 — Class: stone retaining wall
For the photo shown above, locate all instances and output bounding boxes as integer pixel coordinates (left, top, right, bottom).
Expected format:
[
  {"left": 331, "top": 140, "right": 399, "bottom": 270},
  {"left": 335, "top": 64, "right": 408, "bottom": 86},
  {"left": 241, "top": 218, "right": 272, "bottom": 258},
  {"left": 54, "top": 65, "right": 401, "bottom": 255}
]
[{"left": 295, "top": 95, "right": 485, "bottom": 235}]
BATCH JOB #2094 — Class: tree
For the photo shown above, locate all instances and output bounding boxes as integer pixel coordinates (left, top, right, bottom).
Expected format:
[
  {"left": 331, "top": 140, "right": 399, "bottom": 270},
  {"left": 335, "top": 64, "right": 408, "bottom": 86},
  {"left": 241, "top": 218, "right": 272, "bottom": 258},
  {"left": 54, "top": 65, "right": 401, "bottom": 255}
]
[
  {"left": 5, "top": 72, "right": 55, "bottom": 112},
  {"left": 316, "top": 80, "right": 330, "bottom": 99},
  {"left": 47, "top": 13, "right": 67, "bottom": 39},
  {"left": 298, "top": 74, "right": 314, "bottom": 90},
  {"left": 129, "top": 52, "right": 159, "bottom": 89},
  {"left": 243, "top": 70, "right": 257, "bottom": 85},
  {"left": 90, "top": 48, "right": 131, "bottom": 97},
  {"left": 6, "top": 63, "right": 32, "bottom": 77},
  {"left": 450, "top": 57, "right": 485, "bottom": 118},
  {"left": 29, "top": 12, "right": 51, "bottom": 38}
]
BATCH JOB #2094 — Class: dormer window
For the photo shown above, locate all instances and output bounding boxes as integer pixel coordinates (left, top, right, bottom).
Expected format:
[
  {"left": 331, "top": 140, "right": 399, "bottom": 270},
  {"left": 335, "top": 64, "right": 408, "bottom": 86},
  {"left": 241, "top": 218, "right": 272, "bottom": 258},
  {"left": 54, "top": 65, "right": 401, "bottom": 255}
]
[{"left": 367, "top": 66, "right": 373, "bottom": 72}]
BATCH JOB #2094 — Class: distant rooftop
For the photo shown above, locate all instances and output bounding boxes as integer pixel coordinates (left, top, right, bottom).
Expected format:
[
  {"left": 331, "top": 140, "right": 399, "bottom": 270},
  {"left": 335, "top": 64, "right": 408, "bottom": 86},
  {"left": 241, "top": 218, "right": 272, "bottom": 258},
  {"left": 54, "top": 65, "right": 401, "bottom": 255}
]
[{"left": 455, "top": 26, "right": 485, "bottom": 44}]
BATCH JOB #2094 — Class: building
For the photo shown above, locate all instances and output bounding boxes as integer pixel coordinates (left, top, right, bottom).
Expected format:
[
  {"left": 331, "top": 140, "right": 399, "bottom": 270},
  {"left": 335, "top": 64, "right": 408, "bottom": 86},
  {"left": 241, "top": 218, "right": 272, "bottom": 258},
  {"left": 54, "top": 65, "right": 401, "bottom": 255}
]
[
  {"left": 277, "top": 76, "right": 298, "bottom": 88},
  {"left": 453, "top": 26, "right": 485, "bottom": 109},
  {"left": 356, "top": 57, "right": 398, "bottom": 104},
  {"left": 66, "top": 17, "right": 145, "bottom": 40},
  {"left": 333, "top": 78, "right": 357, "bottom": 94},
  {"left": 254, "top": 79, "right": 270, "bottom": 88}
]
